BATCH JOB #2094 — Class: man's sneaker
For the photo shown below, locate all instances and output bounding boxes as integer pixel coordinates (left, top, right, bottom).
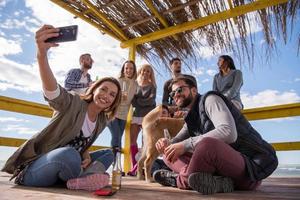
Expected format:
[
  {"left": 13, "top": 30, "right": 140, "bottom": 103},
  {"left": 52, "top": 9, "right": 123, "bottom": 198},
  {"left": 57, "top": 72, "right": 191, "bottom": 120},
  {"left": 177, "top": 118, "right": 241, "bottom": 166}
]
[
  {"left": 188, "top": 172, "right": 234, "bottom": 195},
  {"left": 67, "top": 173, "right": 109, "bottom": 191},
  {"left": 153, "top": 169, "right": 178, "bottom": 187}
]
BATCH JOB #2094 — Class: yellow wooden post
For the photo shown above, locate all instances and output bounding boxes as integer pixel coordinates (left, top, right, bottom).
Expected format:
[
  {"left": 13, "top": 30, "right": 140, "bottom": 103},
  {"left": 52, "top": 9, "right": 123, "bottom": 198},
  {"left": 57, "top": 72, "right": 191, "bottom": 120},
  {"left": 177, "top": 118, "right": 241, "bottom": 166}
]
[{"left": 123, "top": 44, "right": 136, "bottom": 172}]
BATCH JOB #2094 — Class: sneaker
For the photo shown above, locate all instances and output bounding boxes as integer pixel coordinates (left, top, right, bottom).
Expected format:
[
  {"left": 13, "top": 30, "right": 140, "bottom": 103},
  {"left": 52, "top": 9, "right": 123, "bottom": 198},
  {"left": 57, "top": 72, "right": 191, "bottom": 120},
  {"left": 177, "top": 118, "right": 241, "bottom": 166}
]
[
  {"left": 188, "top": 172, "right": 234, "bottom": 195},
  {"left": 67, "top": 173, "right": 109, "bottom": 191},
  {"left": 153, "top": 169, "right": 178, "bottom": 187}
]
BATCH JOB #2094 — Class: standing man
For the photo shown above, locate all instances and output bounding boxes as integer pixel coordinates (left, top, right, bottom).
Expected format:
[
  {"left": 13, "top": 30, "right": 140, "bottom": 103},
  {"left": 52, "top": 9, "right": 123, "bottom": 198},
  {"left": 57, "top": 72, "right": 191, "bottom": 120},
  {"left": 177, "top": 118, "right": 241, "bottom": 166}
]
[
  {"left": 154, "top": 76, "right": 278, "bottom": 195},
  {"left": 162, "top": 58, "right": 196, "bottom": 117},
  {"left": 162, "top": 58, "right": 183, "bottom": 106},
  {"left": 64, "top": 53, "right": 93, "bottom": 95}
]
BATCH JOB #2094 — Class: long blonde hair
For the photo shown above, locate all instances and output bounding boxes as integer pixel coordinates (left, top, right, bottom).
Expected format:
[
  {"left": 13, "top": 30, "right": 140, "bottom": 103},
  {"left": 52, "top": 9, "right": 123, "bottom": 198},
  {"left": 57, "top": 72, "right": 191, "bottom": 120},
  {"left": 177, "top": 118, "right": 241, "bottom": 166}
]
[
  {"left": 137, "top": 64, "right": 156, "bottom": 88},
  {"left": 81, "top": 77, "right": 121, "bottom": 120}
]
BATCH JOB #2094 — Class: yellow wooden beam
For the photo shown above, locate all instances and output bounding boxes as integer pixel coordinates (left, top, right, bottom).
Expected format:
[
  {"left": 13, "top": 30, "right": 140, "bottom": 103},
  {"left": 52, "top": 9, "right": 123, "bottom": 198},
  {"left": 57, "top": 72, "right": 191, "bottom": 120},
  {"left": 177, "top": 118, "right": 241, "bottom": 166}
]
[
  {"left": 271, "top": 141, "right": 300, "bottom": 151},
  {"left": 0, "top": 136, "right": 112, "bottom": 151},
  {"left": 50, "top": 0, "right": 122, "bottom": 41},
  {"left": 0, "top": 137, "right": 26, "bottom": 148},
  {"left": 2, "top": 95, "right": 300, "bottom": 123},
  {"left": 227, "top": 0, "right": 238, "bottom": 24},
  {"left": 120, "top": 0, "right": 288, "bottom": 48},
  {"left": 80, "top": 0, "right": 128, "bottom": 41},
  {"left": 1, "top": 136, "right": 299, "bottom": 152},
  {"left": 242, "top": 103, "right": 300, "bottom": 121},
  {"left": 144, "top": 0, "right": 179, "bottom": 41},
  {"left": 123, "top": 106, "right": 133, "bottom": 172},
  {"left": 128, "top": 44, "right": 136, "bottom": 62},
  {"left": 145, "top": 0, "right": 169, "bottom": 28},
  {"left": 0, "top": 95, "right": 52, "bottom": 118}
]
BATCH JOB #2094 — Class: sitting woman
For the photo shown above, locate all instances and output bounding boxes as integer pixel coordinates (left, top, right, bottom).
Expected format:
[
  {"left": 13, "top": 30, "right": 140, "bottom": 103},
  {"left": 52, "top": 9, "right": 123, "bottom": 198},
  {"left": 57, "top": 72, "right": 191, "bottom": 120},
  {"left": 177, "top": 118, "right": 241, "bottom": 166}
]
[
  {"left": 213, "top": 55, "right": 244, "bottom": 110},
  {"left": 1, "top": 25, "right": 122, "bottom": 191}
]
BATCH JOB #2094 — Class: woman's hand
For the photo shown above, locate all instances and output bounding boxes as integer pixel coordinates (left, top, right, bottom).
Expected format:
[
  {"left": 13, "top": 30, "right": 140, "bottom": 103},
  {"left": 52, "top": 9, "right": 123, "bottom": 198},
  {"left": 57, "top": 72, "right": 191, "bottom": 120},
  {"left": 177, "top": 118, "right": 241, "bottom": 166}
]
[
  {"left": 164, "top": 142, "right": 185, "bottom": 163},
  {"left": 155, "top": 138, "right": 170, "bottom": 154},
  {"left": 81, "top": 151, "right": 92, "bottom": 169},
  {"left": 35, "top": 25, "right": 59, "bottom": 57}
]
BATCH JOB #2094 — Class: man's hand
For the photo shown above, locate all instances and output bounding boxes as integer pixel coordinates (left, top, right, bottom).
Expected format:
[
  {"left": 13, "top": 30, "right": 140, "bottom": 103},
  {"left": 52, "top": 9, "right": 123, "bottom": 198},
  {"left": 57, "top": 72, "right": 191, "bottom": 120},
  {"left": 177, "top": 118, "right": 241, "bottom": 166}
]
[
  {"left": 164, "top": 142, "right": 185, "bottom": 163},
  {"left": 173, "top": 110, "right": 187, "bottom": 118},
  {"left": 81, "top": 151, "right": 92, "bottom": 169},
  {"left": 35, "top": 25, "right": 59, "bottom": 57},
  {"left": 155, "top": 138, "right": 170, "bottom": 154}
]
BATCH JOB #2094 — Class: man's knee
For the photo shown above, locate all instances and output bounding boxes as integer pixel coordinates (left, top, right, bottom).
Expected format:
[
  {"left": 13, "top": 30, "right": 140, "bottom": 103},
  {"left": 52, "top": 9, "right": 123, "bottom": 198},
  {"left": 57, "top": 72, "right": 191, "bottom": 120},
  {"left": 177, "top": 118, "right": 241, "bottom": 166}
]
[{"left": 195, "top": 137, "right": 220, "bottom": 150}]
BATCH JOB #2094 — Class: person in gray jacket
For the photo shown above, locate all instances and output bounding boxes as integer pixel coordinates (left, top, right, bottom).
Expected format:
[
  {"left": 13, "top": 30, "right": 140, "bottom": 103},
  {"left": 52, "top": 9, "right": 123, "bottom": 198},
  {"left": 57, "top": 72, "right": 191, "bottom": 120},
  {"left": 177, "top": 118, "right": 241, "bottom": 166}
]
[
  {"left": 154, "top": 75, "right": 278, "bottom": 195},
  {"left": 1, "top": 25, "right": 122, "bottom": 191},
  {"left": 213, "top": 55, "right": 243, "bottom": 110}
]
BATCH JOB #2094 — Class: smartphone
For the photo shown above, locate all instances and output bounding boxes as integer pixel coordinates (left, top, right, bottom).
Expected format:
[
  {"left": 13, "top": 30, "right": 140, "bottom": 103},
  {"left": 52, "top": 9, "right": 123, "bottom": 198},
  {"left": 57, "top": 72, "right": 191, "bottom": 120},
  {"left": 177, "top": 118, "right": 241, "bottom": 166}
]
[
  {"left": 94, "top": 187, "right": 117, "bottom": 196},
  {"left": 45, "top": 25, "right": 78, "bottom": 43}
]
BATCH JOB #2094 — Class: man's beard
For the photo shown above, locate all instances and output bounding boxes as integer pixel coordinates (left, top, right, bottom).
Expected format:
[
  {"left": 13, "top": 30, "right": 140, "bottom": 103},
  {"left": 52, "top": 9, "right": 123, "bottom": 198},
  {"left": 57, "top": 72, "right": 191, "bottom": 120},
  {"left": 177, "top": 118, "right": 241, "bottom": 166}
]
[
  {"left": 83, "top": 63, "right": 92, "bottom": 69},
  {"left": 178, "top": 93, "right": 193, "bottom": 108},
  {"left": 175, "top": 69, "right": 181, "bottom": 74}
]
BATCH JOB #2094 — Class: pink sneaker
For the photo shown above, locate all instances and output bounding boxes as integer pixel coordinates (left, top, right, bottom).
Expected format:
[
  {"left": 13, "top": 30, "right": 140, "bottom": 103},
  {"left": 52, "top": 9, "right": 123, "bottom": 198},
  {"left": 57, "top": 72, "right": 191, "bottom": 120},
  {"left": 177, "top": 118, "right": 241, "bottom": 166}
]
[{"left": 67, "top": 173, "right": 109, "bottom": 191}]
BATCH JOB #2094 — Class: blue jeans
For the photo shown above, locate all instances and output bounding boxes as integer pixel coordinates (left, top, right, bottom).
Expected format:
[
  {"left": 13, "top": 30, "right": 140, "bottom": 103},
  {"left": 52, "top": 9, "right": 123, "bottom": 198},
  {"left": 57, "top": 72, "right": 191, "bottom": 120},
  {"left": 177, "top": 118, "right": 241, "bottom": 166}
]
[
  {"left": 107, "top": 118, "right": 126, "bottom": 148},
  {"left": 22, "top": 147, "right": 113, "bottom": 187}
]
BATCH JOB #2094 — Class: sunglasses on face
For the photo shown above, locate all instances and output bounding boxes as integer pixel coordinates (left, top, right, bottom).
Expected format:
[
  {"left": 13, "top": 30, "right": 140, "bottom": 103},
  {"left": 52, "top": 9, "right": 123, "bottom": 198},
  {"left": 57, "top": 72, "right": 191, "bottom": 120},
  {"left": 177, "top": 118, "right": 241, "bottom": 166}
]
[{"left": 169, "top": 86, "right": 190, "bottom": 98}]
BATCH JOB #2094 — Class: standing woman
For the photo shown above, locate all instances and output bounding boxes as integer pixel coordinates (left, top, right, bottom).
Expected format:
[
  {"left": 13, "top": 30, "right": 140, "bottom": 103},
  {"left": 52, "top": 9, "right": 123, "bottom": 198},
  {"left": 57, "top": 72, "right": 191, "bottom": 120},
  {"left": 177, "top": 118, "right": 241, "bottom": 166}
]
[
  {"left": 1, "top": 25, "right": 122, "bottom": 191},
  {"left": 108, "top": 60, "right": 137, "bottom": 155},
  {"left": 128, "top": 64, "right": 156, "bottom": 176},
  {"left": 213, "top": 55, "right": 244, "bottom": 110}
]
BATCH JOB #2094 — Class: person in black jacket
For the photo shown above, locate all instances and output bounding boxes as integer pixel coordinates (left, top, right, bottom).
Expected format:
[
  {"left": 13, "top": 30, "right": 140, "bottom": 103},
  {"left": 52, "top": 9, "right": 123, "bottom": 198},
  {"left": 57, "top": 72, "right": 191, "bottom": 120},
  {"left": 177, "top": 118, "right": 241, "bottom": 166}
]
[{"left": 154, "top": 75, "right": 278, "bottom": 195}]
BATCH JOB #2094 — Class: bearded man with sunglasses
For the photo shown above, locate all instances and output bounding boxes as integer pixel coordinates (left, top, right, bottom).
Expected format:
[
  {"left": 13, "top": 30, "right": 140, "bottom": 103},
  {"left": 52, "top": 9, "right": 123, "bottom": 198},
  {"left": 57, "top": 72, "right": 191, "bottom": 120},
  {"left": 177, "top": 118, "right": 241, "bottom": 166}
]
[
  {"left": 154, "top": 76, "right": 278, "bottom": 195},
  {"left": 162, "top": 58, "right": 196, "bottom": 117}
]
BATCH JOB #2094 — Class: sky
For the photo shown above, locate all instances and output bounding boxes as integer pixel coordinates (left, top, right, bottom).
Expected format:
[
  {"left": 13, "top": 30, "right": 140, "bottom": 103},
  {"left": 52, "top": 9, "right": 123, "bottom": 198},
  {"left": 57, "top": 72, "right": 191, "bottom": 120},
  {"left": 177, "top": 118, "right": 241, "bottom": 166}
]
[{"left": 0, "top": 0, "right": 299, "bottom": 165}]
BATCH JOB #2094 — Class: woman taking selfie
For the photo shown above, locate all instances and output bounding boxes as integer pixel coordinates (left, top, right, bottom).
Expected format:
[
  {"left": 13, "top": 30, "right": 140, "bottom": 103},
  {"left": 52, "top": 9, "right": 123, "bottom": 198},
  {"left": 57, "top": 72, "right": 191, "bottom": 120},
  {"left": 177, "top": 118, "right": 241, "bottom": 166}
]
[{"left": 2, "top": 25, "right": 122, "bottom": 191}]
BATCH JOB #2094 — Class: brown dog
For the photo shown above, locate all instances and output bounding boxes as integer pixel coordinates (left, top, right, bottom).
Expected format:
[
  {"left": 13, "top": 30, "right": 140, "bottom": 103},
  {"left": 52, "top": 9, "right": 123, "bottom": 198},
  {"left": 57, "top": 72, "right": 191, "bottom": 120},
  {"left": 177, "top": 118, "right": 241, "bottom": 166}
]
[{"left": 137, "top": 105, "right": 184, "bottom": 182}]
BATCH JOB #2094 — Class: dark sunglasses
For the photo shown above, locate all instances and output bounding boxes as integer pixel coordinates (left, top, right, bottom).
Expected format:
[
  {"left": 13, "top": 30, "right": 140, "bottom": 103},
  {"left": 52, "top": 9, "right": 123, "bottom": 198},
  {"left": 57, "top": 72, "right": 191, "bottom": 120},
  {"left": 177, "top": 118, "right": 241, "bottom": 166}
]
[{"left": 169, "top": 86, "right": 190, "bottom": 98}]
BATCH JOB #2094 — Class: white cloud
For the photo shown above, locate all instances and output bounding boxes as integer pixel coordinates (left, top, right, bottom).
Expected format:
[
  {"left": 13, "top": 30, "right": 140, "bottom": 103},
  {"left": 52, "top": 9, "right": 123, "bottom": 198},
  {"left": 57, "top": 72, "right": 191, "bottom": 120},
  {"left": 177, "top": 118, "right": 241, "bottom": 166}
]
[
  {"left": 242, "top": 90, "right": 300, "bottom": 109},
  {"left": 0, "top": 0, "right": 6, "bottom": 7},
  {"left": 1, "top": 124, "right": 37, "bottom": 135},
  {"left": 295, "top": 78, "right": 300, "bottom": 82},
  {"left": 0, "top": 0, "right": 130, "bottom": 93},
  {"left": 201, "top": 78, "right": 209, "bottom": 83},
  {"left": 206, "top": 69, "right": 217, "bottom": 76},
  {"left": 0, "top": 117, "right": 29, "bottom": 123},
  {"left": 0, "top": 36, "right": 22, "bottom": 56},
  {"left": 25, "top": 0, "right": 128, "bottom": 77},
  {"left": 0, "top": 57, "right": 41, "bottom": 92},
  {"left": 192, "top": 67, "right": 204, "bottom": 75}
]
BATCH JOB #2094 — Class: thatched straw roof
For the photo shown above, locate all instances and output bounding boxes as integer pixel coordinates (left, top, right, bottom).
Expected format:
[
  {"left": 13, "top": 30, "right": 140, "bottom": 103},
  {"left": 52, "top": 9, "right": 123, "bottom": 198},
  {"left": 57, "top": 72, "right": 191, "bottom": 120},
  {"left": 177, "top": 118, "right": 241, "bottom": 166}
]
[{"left": 50, "top": 0, "right": 299, "bottom": 70}]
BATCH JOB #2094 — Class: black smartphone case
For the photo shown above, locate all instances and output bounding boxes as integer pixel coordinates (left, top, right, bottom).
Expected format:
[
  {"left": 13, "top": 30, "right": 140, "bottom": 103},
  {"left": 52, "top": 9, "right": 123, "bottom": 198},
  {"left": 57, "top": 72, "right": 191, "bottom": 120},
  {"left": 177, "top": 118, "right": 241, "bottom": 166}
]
[{"left": 46, "top": 25, "right": 78, "bottom": 43}]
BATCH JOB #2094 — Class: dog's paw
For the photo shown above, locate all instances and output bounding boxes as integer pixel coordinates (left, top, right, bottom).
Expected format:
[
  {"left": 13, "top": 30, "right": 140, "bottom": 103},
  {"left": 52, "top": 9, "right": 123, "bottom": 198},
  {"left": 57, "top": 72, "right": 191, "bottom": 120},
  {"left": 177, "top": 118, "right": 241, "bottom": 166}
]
[
  {"left": 146, "top": 177, "right": 155, "bottom": 183},
  {"left": 137, "top": 174, "right": 145, "bottom": 180}
]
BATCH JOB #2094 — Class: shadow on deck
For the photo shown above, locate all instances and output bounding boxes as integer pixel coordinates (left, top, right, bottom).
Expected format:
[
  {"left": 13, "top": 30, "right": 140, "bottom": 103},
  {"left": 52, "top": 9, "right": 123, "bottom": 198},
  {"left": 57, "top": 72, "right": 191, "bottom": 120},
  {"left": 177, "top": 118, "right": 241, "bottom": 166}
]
[{"left": 1, "top": 172, "right": 299, "bottom": 200}]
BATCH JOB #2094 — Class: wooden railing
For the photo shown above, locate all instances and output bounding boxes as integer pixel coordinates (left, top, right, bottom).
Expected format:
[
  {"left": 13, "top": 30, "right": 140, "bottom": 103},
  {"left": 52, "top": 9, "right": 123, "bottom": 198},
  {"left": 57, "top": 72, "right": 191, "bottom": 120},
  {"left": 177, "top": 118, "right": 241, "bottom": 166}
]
[{"left": 1, "top": 95, "right": 300, "bottom": 171}]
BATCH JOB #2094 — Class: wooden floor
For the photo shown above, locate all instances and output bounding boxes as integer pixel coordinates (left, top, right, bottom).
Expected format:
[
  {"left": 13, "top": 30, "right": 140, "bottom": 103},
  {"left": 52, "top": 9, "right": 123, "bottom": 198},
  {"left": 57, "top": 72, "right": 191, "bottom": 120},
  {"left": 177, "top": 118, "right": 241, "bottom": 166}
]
[{"left": 1, "top": 172, "right": 299, "bottom": 200}]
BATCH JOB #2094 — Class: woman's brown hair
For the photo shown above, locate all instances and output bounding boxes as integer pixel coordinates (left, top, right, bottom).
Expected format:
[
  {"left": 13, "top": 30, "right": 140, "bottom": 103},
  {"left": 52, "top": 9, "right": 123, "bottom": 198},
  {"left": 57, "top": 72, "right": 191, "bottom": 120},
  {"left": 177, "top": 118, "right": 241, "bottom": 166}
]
[
  {"left": 119, "top": 60, "right": 137, "bottom": 80},
  {"left": 81, "top": 77, "right": 121, "bottom": 120}
]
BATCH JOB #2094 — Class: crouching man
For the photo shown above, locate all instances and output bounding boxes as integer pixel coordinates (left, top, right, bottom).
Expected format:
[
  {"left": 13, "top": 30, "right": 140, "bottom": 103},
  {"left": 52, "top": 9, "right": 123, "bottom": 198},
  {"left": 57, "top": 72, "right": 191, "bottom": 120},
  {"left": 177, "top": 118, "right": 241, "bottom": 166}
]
[{"left": 154, "top": 75, "right": 278, "bottom": 195}]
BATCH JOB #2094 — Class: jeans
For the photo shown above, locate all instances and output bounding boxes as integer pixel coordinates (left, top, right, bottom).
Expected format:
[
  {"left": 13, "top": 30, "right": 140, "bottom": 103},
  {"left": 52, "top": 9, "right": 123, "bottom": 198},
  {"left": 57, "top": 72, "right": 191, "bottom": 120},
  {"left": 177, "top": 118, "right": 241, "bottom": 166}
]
[
  {"left": 22, "top": 147, "right": 113, "bottom": 187},
  {"left": 107, "top": 118, "right": 126, "bottom": 148}
]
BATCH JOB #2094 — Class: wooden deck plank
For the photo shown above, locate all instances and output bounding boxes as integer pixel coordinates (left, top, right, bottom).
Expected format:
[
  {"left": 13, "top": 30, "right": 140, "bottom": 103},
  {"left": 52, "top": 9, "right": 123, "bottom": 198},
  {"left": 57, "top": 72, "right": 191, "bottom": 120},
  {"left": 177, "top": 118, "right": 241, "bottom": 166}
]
[{"left": 1, "top": 172, "right": 299, "bottom": 200}]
